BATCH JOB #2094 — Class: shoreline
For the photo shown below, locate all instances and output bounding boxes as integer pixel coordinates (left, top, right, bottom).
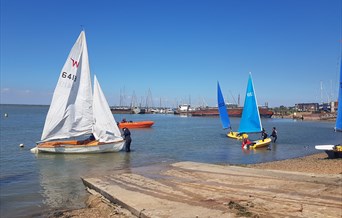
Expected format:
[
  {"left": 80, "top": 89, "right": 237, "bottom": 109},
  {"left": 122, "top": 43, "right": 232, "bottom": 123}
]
[
  {"left": 247, "top": 152, "right": 341, "bottom": 174},
  {"left": 49, "top": 152, "right": 341, "bottom": 218}
]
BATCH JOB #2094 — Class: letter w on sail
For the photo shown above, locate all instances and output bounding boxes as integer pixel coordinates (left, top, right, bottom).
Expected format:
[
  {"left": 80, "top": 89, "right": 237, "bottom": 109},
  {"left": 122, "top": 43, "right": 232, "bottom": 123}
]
[{"left": 70, "top": 58, "right": 79, "bottom": 68}]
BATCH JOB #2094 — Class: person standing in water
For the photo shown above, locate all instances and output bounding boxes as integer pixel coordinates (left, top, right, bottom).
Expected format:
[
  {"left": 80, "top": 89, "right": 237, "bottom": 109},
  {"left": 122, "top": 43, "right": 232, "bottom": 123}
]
[
  {"left": 270, "top": 127, "right": 278, "bottom": 143},
  {"left": 122, "top": 127, "right": 132, "bottom": 152}
]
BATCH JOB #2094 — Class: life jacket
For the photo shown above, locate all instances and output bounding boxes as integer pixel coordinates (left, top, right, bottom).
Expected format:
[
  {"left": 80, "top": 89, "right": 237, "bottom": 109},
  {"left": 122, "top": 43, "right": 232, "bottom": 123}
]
[{"left": 242, "top": 138, "right": 252, "bottom": 148}]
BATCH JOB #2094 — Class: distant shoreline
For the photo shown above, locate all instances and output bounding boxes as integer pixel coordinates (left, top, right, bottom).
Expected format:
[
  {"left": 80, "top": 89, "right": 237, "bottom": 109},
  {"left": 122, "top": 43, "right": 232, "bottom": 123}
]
[{"left": 1, "top": 104, "right": 338, "bottom": 122}]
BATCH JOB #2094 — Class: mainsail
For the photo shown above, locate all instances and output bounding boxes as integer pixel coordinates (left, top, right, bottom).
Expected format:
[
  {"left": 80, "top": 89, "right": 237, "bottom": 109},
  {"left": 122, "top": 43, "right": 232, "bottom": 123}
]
[
  {"left": 217, "top": 81, "right": 231, "bottom": 129},
  {"left": 41, "top": 31, "right": 93, "bottom": 141},
  {"left": 238, "top": 73, "right": 262, "bottom": 133},
  {"left": 336, "top": 58, "right": 342, "bottom": 131}
]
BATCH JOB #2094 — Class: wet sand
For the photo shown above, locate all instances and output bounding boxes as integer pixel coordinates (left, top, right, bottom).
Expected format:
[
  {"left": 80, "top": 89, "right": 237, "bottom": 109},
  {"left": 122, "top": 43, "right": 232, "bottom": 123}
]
[{"left": 49, "top": 152, "right": 341, "bottom": 218}]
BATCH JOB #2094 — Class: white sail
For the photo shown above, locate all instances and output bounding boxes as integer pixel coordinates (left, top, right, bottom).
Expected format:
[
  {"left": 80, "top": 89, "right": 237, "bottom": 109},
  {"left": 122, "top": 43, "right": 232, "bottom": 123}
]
[
  {"left": 93, "top": 75, "right": 123, "bottom": 143},
  {"left": 41, "top": 31, "right": 93, "bottom": 141}
]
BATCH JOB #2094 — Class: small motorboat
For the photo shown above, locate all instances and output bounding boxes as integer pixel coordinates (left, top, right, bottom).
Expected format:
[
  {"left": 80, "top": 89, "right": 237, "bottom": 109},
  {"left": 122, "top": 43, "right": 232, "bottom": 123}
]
[{"left": 119, "top": 121, "right": 154, "bottom": 129}]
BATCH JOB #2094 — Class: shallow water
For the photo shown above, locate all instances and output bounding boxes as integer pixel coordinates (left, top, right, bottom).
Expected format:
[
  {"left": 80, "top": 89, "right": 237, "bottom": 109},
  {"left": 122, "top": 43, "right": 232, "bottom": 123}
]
[{"left": 0, "top": 104, "right": 341, "bottom": 217}]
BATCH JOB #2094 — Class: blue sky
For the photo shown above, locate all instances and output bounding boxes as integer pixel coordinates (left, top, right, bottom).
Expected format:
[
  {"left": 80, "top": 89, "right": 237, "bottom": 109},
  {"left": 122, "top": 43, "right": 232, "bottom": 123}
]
[{"left": 1, "top": 0, "right": 341, "bottom": 107}]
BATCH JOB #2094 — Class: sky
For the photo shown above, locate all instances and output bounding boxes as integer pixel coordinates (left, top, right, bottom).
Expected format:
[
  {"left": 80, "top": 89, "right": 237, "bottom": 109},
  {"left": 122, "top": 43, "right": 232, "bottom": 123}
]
[{"left": 1, "top": 0, "right": 341, "bottom": 108}]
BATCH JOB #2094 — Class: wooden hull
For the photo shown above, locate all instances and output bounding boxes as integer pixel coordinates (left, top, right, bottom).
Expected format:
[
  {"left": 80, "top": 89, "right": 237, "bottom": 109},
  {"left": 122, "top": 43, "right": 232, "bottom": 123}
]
[
  {"left": 119, "top": 121, "right": 154, "bottom": 129},
  {"left": 32, "top": 140, "right": 125, "bottom": 154},
  {"left": 227, "top": 132, "right": 248, "bottom": 140}
]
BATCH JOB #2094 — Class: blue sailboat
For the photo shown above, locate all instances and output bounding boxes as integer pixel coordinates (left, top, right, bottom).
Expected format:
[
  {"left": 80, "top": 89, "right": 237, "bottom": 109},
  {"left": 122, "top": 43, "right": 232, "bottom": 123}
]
[
  {"left": 335, "top": 60, "right": 342, "bottom": 131},
  {"left": 315, "top": 56, "right": 342, "bottom": 158},
  {"left": 217, "top": 81, "right": 231, "bottom": 129},
  {"left": 238, "top": 73, "right": 271, "bottom": 148},
  {"left": 217, "top": 81, "right": 247, "bottom": 140}
]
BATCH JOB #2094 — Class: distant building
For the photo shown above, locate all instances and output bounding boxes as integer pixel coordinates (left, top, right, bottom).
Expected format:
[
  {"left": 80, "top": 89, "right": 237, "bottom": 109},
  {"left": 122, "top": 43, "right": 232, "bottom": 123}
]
[
  {"left": 331, "top": 101, "right": 338, "bottom": 112},
  {"left": 319, "top": 103, "right": 331, "bottom": 112},
  {"left": 295, "top": 103, "right": 319, "bottom": 112}
]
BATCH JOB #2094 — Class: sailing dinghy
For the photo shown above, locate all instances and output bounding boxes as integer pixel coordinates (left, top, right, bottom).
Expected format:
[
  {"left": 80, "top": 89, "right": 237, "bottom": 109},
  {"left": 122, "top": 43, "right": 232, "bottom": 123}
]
[
  {"left": 31, "top": 31, "right": 125, "bottom": 154},
  {"left": 315, "top": 54, "right": 342, "bottom": 158},
  {"left": 217, "top": 82, "right": 247, "bottom": 140},
  {"left": 238, "top": 73, "right": 271, "bottom": 149},
  {"left": 335, "top": 54, "right": 342, "bottom": 132}
]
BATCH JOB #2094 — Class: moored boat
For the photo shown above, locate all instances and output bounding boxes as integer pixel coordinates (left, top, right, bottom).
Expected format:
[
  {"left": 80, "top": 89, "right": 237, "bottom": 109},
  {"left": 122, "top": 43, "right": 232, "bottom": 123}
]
[
  {"left": 110, "top": 107, "right": 132, "bottom": 114},
  {"left": 119, "top": 121, "right": 154, "bottom": 128}
]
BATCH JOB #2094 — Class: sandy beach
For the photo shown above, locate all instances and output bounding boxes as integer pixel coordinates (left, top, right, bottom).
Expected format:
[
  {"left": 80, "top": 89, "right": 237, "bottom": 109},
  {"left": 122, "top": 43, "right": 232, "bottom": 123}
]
[{"left": 49, "top": 152, "right": 341, "bottom": 218}]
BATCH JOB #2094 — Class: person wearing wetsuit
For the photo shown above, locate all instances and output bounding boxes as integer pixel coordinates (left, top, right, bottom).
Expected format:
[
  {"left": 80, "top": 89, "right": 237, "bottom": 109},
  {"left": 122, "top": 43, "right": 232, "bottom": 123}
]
[
  {"left": 122, "top": 127, "right": 132, "bottom": 152},
  {"left": 270, "top": 127, "right": 277, "bottom": 143}
]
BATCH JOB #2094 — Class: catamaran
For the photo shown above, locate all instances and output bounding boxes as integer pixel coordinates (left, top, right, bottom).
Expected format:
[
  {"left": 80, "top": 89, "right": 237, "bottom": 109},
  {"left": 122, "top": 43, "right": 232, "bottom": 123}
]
[{"left": 31, "top": 31, "right": 125, "bottom": 154}]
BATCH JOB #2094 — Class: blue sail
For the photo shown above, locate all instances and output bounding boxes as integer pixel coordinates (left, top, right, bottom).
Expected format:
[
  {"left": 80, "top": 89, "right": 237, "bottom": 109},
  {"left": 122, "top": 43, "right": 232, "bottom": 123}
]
[
  {"left": 238, "top": 73, "right": 262, "bottom": 133},
  {"left": 217, "top": 82, "right": 231, "bottom": 129},
  {"left": 335, "top": 58, "right": 342, "bottom": 131}
]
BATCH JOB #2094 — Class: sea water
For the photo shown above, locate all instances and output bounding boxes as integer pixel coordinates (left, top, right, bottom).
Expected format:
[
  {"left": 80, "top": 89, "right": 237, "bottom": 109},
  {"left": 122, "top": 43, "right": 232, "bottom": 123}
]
[{"left": 0, "top": 104, "right": 341, "bottom": 217}]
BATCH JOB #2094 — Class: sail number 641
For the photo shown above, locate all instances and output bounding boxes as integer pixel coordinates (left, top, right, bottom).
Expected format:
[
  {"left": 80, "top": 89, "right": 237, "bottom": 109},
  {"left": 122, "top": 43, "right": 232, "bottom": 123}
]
[{"left": 62, "top": 72, "right": 77, "bottom": 82}]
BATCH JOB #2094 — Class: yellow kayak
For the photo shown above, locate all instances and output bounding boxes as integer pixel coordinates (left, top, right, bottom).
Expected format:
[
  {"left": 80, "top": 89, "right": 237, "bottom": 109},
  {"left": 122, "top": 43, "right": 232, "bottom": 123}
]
[{"left": 227, "top": 132, "right": 248, "bottom": 140}]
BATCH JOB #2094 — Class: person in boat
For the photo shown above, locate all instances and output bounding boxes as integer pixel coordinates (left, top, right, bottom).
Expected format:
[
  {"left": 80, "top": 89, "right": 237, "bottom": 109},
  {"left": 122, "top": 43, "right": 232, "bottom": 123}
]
[
  {"left": 270, "top": 127, "right": 277, "bottom": 143},
  {"left": 122, "top": 127, "right": 132, "bottom": 152},
  {"left": 122, "top": 118, "right": 127, "bottom": 123},
  {"left": 237, "top": 132, "right": 244, "bottom": 136},
  {"left": 81, "top": 133, "right": 95, "bottom": 144},
  {"left": 88, "top": 133, "right": 95, "bottom": 141},
  {"left": 261, "top": 128, "right": 268, "bottom": 141},
  {"left": 242, "top": 137, "right": 253, "bottom": 149}
]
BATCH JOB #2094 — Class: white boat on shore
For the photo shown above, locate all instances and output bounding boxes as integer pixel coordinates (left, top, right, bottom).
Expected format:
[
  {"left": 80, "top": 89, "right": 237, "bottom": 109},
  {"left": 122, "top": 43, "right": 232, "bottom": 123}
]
[{"left": 315, "top": 145, "right": 342, "bottom": 158}]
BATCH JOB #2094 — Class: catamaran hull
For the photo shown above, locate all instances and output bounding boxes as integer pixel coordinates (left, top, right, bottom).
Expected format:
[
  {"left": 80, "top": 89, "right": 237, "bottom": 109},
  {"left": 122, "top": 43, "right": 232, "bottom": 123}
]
[{"left": 32, "top": 141, "right": 125, "bottom": 154}]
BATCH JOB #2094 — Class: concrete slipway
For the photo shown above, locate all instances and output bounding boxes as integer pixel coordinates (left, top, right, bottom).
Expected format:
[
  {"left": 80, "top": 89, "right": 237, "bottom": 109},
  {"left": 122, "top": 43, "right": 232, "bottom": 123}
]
[{"left": 82, "top": 162, "right": 342, "bottom": 218}]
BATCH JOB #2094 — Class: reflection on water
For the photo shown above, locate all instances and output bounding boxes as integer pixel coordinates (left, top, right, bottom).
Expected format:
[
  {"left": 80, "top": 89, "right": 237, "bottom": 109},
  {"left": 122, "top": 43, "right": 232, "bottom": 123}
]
[
  {"left": 36, "top": 152, "right": 132, "bottom": 209},
  {"left": 0, "top": 105, "right": 341, "bottom": 217}
]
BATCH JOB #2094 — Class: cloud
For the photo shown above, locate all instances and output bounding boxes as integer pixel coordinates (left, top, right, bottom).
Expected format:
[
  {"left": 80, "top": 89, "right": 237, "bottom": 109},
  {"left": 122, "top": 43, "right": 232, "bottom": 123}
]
[{"left": 1, "top": 88, "right": 10, "bottom": 93}]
